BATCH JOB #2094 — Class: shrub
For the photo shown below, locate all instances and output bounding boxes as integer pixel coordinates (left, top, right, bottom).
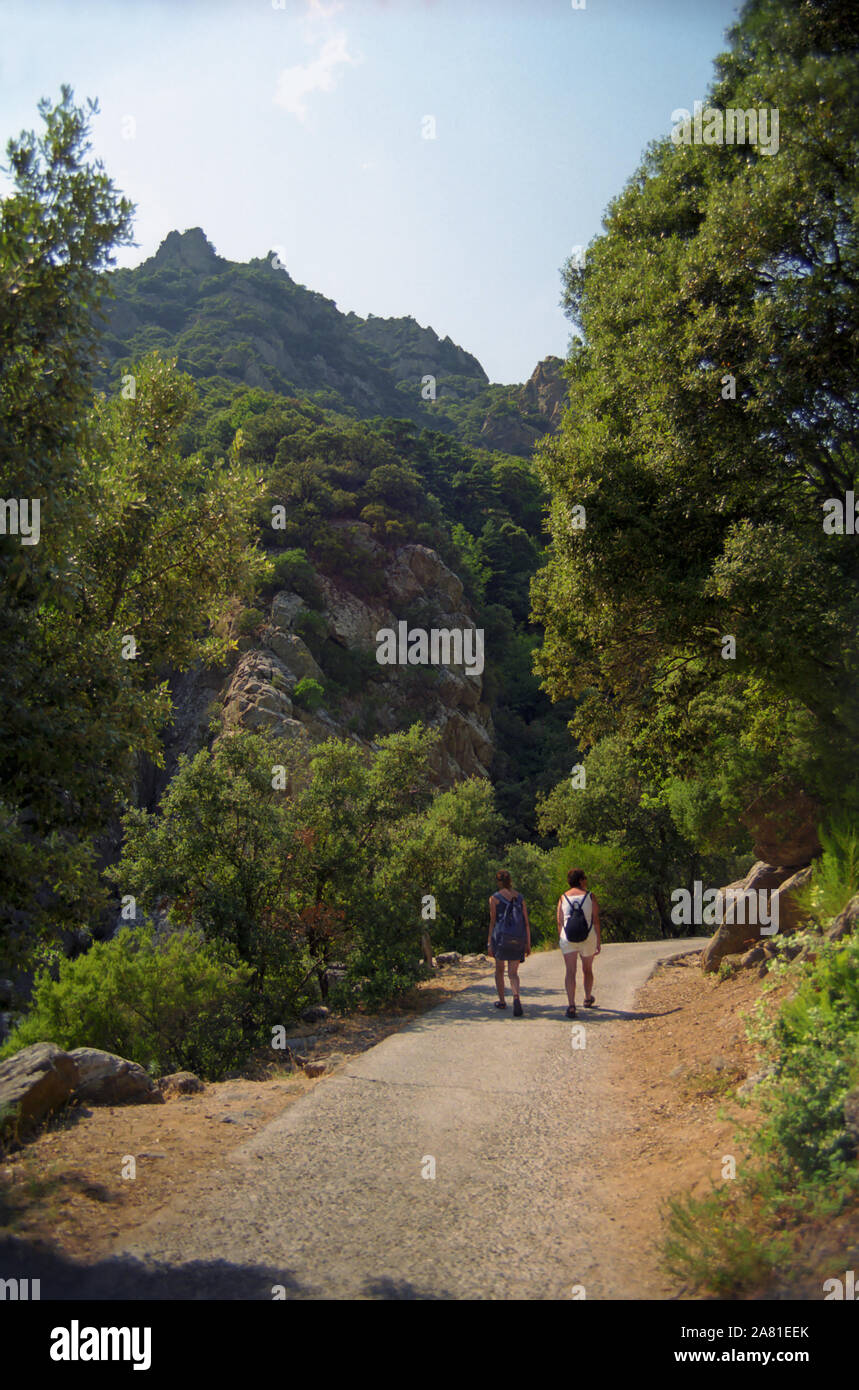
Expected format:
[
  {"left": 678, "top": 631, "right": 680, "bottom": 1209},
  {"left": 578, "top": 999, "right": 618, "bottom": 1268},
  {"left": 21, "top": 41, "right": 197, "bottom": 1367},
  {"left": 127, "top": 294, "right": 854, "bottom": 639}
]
[
  {"left": 293, "top": 677, "right": 325, "bottom": 712},
  {"left": 795, "top": 820, "right": 859, "bottom": 926},
  {"left": 0, "top": 926, "right": 253, "bottom": 1080},
  {"left": 269, "top": 548, "right": 325, "bottom": 609},
  {"left": 750, "top": 929, "right": 859, "bottom": 1184},
  {"left": 235, "top": 606, "right": 264, "bottom": 636},
  {"left": 292, "top": 607, "right": 328, "bottom": 655}
]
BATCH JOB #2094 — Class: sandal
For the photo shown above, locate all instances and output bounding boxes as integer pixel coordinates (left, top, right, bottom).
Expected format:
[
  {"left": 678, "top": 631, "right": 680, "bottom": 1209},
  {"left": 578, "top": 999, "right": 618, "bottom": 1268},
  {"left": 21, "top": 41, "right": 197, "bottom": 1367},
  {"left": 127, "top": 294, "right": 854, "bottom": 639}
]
[
  {"left": 566, "top": 1005, "right": 577, "bottom": 1018},
  {"left": 494, "top": 1000, "right": 507, "bottom": 1009},
  {"left": 585, "top": 995, "right": 596, "bottom": 1007}
]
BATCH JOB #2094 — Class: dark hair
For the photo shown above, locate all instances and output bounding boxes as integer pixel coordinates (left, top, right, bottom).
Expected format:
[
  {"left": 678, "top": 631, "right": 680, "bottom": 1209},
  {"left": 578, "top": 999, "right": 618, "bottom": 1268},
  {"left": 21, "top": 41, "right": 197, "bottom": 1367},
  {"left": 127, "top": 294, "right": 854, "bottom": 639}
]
[
  {"left": 567, "top": 868, "right": 587, "bottom": 888},
  {"left": 496, "top": 869, "right": 512, "bottom": 889}
]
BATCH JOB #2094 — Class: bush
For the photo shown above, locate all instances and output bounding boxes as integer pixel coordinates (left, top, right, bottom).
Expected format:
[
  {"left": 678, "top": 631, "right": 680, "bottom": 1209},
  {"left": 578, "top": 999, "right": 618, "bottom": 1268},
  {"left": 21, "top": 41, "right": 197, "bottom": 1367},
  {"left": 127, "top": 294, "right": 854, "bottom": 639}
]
[
  {"left": 548, "top": 840, "right": 654, "bottom": 942},
  {"left": 750, "top": 929, "right": 859, "bottom": 1184},
  {"left": 235, "top": 606, "right": 264, "bottom": 636},
  {"left": 293, "top": 677, "right": 325, "bottom": 712},
  {"left": 0, "top": 926, "right": 253, "bottom": 1080},
  {"left": 268, "top": 548, "right": 325, "bottom": 609},
  {"left": 292, "top": 607, "right": 328, "bottom": 655},
  {"left": 795, "top": 820, "right": 859, "bottom": 926}
]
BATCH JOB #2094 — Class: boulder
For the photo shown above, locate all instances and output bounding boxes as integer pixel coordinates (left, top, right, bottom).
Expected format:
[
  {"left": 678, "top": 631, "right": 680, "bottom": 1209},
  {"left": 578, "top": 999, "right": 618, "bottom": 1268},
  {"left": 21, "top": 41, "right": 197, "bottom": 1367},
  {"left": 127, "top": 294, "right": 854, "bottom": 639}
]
[
  {"left": 436, "top": 951, "right": 461, "bottom": 966},
  {"left": 740, "top": 787, "right": 821, "bottom": 867},
  {"left": 70, "top": 1048, "right": 162, "bottom": 1105},
  {"left": 317, "top": 576, "right": 391, "bottom": 649},
  {"left": 301, "top": 1005, "right": 330, "bottom": 1024},
  {"left": 386, "top": 545, "right": 464, "bottom": 610},
  {"left": 738, "top": 1065, "right": 776, "bottom": 1098},
  {"left": 701, "top": 862, "right": 804, "bottom": 973},
  {"left": 829, "top": 894, "right": 859, "bottom": 943},
  {"left": 0, "top": 1042, "right": 80, "bottom": 1134},
  {"left": 265, "top": 630, "right": 325, "bottom": 684},
  {"left": 770, "top": 865, "right": 814, "bottom": 935},
  {"left": 303, "top": 1061, "right": 327, "bottom": 1078},
  {"left": 270, "top": 590, "right": 307, "bottom": 630},
  {"left": 160, "top": 1071, "right": 205, "bottom": 1097},
  {"left": 740, "top": 945, "right": 768, "bottom": 968}
]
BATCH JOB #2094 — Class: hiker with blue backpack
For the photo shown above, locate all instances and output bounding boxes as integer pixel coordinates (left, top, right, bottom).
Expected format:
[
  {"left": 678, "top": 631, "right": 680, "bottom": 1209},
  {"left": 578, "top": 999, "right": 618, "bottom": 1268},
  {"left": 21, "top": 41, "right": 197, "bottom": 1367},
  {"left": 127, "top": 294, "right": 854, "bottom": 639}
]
[
  {"left": 488, "top": 870, "right": 531, "bottom": 1016},
  {"left": 558, "top": 868, "right": 601, "bottom": 1018}
]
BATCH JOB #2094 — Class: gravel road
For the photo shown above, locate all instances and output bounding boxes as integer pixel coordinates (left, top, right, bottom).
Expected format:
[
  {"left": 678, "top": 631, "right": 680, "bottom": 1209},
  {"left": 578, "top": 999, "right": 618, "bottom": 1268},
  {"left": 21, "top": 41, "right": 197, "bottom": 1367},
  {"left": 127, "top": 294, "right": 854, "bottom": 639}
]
[{"left": 74, "top": 937, "right": 707, "bottom": 1300}]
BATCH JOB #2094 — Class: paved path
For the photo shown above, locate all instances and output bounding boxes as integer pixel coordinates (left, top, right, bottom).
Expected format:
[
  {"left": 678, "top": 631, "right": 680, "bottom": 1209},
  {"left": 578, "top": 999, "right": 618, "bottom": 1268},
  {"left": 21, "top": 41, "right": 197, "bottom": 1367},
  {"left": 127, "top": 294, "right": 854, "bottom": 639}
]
[{"left": 82, "top": 937, "right": 706, "bottom": 1300}]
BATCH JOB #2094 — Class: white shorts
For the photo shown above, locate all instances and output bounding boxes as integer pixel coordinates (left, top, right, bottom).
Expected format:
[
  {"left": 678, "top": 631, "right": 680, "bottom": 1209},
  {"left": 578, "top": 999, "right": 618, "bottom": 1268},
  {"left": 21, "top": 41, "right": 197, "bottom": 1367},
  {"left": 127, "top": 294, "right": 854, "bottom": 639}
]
[{"left": 559, "top": 928, "right": 598, "bottom": 958}]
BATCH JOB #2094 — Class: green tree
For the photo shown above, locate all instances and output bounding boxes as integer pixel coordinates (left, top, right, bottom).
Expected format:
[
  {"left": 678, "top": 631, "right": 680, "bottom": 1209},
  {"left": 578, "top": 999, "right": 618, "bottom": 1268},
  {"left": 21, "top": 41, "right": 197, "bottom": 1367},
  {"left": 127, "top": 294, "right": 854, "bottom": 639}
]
[
  {"left": 532, "top": 0, "right": 859, "bottom": 845},
  {"left": 0, "top": 94, "right": 265, "bottom": 965}
]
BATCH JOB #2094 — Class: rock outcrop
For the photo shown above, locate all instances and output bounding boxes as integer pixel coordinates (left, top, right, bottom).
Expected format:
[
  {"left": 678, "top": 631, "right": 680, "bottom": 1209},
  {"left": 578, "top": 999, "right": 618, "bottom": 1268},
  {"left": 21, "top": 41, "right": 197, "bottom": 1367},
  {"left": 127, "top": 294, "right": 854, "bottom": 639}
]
[
  {"left": 220, "top": 527, "right": 494, "bottom": 785},
  {"left": 518, "top": 356, "right": 566, "bottom": 429}
]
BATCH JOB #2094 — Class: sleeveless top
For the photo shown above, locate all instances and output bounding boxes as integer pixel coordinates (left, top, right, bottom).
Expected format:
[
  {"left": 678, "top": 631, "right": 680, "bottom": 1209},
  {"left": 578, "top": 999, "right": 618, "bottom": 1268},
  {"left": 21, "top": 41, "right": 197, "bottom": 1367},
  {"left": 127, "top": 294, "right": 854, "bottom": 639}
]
[{"left": 563, "top": 890, "right": 593, "bottom": 927}]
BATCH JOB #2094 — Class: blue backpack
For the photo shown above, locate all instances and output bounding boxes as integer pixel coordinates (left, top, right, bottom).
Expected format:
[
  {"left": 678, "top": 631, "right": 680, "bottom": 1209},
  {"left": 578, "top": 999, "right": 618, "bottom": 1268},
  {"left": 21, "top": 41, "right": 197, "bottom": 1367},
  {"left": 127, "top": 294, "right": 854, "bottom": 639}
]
[{"left": 493, "top": 892, "right": 527, "bottom": 951}]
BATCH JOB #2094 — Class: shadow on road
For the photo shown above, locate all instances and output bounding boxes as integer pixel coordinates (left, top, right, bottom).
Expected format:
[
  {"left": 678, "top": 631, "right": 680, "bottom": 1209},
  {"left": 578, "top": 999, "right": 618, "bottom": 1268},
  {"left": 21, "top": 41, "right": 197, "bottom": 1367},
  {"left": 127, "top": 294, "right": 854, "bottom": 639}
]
[
  {"left": 0, "top": 1233, "right": 453, "bottom": 1301},
  {"left": 401, "top": 982, "right": 681, "bottom": 1025},
  {"left": 0, "top": 1233, "right": 315, "bottom": 1300}
]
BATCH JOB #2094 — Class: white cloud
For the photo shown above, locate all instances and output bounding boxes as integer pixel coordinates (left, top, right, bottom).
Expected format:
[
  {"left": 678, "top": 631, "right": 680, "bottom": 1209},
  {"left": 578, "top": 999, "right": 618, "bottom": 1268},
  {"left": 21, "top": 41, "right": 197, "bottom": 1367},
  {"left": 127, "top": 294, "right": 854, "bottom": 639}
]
[{"left": 275, "top": 3, "right": 359, "bottom": 122}]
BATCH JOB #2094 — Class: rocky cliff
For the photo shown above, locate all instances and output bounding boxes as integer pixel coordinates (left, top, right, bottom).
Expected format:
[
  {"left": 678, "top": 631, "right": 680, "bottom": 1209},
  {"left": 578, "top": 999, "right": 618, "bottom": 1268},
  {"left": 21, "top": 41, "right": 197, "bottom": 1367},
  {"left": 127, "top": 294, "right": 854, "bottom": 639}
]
[{"left": 220, "top": 527, "right": 494, "bottom": 785}]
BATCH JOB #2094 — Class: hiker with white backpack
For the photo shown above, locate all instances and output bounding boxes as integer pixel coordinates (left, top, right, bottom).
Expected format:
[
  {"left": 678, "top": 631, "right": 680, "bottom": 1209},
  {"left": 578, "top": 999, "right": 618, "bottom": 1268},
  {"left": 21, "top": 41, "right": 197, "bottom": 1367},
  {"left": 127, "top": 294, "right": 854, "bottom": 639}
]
[
  {"left": 558, "top": 868, "right": 601, "bottom": 1018},
  {"left": 488, "top": 869, "right": 531, "bottom": 1016}
]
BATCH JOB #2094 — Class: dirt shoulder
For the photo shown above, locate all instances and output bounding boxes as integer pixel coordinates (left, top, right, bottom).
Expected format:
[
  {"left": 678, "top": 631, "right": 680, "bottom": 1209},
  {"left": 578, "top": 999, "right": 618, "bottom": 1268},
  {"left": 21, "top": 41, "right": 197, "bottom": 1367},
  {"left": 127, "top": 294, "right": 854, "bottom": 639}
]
[
  {"left": 601, "top": 949, "right": 859, "bottom": 1299},
  {"left": 0, "top": 957, "right": 494, "bottom": 1264}
]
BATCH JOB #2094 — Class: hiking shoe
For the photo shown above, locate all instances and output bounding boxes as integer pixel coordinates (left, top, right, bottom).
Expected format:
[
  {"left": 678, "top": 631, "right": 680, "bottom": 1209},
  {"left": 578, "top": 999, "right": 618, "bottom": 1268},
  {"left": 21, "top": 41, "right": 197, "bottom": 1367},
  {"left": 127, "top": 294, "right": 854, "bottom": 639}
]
[{"left": 513, "top": 997, "right": 523, "bottom": 1017}]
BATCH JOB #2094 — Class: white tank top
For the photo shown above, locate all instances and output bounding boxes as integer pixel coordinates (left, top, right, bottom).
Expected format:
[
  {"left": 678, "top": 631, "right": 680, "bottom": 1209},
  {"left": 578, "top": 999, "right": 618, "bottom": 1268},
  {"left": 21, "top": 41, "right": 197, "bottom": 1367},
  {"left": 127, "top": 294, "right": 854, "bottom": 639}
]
[{"left": 563, "top": 891, "right": 592, "bottom": 927}]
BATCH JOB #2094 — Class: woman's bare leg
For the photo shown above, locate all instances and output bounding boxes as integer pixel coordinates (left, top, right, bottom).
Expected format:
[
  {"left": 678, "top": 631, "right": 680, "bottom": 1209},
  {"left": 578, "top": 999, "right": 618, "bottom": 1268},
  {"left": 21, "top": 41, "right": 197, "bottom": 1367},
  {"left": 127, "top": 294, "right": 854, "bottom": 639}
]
[
  {"left": 564, "top": 952, "right": 578, "bottom": 1006},
  {"left": 495, "top": 958, "right": 506, "bottom": 1002},
  {"left": 583, "top": 956, "right": 595, "bottom": 1001}
]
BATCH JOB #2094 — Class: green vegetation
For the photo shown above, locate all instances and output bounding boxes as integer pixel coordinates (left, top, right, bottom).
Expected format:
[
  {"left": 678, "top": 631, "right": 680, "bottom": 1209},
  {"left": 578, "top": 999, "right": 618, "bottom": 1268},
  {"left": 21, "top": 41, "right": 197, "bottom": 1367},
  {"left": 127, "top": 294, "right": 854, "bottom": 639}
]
[
  {"left": 532, "top": 0, "right": 859, "bottom": 853},
  {"left": 0, "top": 926, "right": 252, "bottom": 1080},
  {"left": 664, "top": 816, "right": 859, "bottom": 1295},
  {"left": 0, "top": 92, "right": 264, "bottom": 968},
  {"left": 292, "top": 677, "right": 325, "bottom": 712}
]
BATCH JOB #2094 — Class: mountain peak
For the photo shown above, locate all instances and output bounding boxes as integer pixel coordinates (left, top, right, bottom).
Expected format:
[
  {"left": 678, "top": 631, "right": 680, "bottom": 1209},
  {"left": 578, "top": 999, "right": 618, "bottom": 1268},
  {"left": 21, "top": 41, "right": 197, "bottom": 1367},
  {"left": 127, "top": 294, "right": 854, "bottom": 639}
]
[{"left": 152, "top": 228, "right": 223, "bottom": 272}]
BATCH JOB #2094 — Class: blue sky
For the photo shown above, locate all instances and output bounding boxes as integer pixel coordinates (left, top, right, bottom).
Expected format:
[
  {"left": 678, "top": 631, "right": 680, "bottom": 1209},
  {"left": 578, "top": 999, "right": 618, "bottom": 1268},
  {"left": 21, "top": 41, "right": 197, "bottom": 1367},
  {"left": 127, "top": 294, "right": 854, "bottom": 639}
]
[{"left": 0, "top": 0, "right": 741, "bottom": 382}]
